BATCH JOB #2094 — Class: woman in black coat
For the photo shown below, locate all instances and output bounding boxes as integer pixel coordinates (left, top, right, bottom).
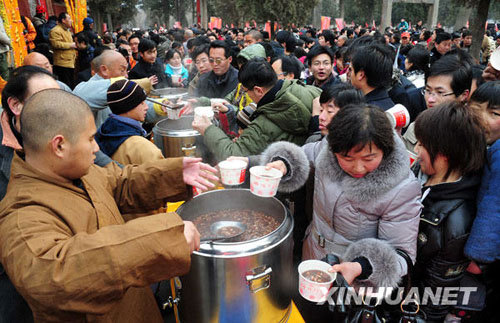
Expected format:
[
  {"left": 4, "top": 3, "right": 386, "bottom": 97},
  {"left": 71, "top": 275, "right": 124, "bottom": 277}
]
[{"left": 412, "top": 101, "right": 486, "bottom": 321}]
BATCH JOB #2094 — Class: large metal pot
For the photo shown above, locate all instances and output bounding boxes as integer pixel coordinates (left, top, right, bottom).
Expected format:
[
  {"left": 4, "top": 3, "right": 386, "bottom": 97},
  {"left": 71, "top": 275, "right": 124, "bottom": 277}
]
[
  {"left": 149, "top": 87, "right": 188, "bottom": 99},
  {"left": 152, "top": 116, "right": 202, "bottom": 158},
  {"left": 177, "top": 189, "right": 294, "bottom": 323}
]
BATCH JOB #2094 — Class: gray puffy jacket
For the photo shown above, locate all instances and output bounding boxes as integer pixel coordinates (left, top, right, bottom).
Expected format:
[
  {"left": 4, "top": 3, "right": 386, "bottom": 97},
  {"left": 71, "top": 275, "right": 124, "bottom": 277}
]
[{"left": 261, "top": 135, "right": 422, "bottom": 288}]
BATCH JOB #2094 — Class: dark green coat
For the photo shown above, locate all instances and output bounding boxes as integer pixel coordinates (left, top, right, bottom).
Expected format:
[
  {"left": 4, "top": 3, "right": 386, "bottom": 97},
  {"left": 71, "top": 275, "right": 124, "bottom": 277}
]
[{"left": 203, "top": 80, "right": 321, "bottom": 161}]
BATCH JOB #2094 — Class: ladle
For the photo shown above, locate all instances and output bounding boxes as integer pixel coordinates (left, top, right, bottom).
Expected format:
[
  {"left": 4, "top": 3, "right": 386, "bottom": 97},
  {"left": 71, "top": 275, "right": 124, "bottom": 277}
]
[{"left": 200, "top": 221, "right": 247, "bottom": 243}]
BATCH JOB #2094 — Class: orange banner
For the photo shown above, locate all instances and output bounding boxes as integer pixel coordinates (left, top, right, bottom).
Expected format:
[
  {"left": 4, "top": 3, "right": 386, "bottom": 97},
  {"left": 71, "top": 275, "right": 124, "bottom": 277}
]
[{"left": 264, "top": 21, "right": 271, "bottom": 35}]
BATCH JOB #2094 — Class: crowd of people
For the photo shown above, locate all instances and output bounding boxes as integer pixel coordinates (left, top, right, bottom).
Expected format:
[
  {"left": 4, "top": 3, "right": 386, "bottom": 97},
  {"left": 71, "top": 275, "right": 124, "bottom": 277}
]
[{"left": 0, "top": 9, "right": 499, "bottom": 323}]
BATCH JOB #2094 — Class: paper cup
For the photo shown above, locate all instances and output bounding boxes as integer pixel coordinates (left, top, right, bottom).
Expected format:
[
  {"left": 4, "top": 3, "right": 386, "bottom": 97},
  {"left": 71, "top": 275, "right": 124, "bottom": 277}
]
[
  {"left": 385, "top": 104, "right": 410, "bottom": 129},
  {"left": 210, "top": 98, "right": 226, "bottom": 107},
  {"left": 218, "top": 159, "right": 247, "bottom": 185},
  {"left": 298, "top": 260, "right": 336, "bottom": 303},
  {"left": 249, "top": 166, "right": 283, "bottom": 197},
  {"left": 194, "top": 106, "right": 214, "bottom": 123},
  {"left": 172, "top": 74, "right": 182, "bottom": 85}
]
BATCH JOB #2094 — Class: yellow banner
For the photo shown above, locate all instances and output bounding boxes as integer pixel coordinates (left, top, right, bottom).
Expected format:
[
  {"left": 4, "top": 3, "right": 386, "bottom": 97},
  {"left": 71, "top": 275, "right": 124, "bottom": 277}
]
[
  {"left": 0, "top": 0, "right": 28, "bottom": 67},
  {"left": 64, "top": 0, "right": 87, "bottom": 33}
]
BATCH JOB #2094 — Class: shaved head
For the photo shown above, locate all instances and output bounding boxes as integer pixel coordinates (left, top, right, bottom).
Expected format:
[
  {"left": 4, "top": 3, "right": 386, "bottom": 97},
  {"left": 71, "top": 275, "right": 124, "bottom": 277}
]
[
  {"left": 23, "top": 52, "right": 53, "bottom": 74},
  {"left": 94, "top": 50, "right": 128, "bottom": 78},
  {"left": 21, "top": 89, "right": 93, "bottom": 153},
  {"left": 100, "top": 50, "right": 125, "bottom": 67}
]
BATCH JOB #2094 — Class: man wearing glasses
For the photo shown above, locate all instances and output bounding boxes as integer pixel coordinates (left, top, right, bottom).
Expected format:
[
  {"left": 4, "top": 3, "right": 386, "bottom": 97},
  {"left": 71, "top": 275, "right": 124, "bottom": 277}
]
[
  {"left": 305, "top": 45, "right": 339, "bottom": 90},
  {"left": 403, "top": 55, "right": 472, "bottom": 153},
  {"left": 195, "top": 40, "right": 239, "bottom": 99}
]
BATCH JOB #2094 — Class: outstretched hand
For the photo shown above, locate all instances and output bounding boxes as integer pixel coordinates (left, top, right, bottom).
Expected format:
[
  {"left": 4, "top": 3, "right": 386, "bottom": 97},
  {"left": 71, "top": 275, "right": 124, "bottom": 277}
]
[
  {"left": 149, "top": 75, "right": 159, "bottom": 86},
  {"left": 182, "top": 157, "right": 219, "bottom": 192}
]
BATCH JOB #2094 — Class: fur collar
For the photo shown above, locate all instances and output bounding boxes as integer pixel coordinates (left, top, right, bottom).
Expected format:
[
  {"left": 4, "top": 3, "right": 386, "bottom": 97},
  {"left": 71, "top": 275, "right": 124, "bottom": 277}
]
[{"left": 316, "top": 134, "right": 410, "bottom": 203}]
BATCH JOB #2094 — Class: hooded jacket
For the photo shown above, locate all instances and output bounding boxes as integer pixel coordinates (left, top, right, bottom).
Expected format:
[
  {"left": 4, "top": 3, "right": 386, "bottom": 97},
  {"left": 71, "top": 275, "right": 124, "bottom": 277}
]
[
  {"left": 260, "top": 136, "right": 422, "bottom": 288},
  {"left": 413, "top": 165, "right": 481, "bottom": 320},
  {"left": 220, "top": 44, "right": 266, "bottom": 110},
  {"left": 203, "top": 79, "right": 321, "bottom": 161},
  {"left": 95, "top": 114, "right": 163, "bottom": 165}
]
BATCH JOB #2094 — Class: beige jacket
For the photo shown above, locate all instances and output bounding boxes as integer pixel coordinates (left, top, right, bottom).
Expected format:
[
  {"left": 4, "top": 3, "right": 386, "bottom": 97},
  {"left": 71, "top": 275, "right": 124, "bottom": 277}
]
[
  {"left": 0, "top": 153, "right": 191, "bottom": 322},
  {"left": 112, "top": 135, "right": 164, "bottom": 165},
  {"left": 49, "top": 23, "right": 76, "bottom": 68}
]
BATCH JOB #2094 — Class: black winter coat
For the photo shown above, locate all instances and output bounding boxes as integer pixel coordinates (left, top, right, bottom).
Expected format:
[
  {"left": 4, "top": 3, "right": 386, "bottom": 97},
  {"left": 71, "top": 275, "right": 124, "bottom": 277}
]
[
  {"left": 128, "top": 59, "right": 169, "bottom": 89},
  {"left": 195, "top": 66, "right": 239, "bottom": 99},
  {"left": 413, "top": 165, "right": 481, "bottom": 321}
]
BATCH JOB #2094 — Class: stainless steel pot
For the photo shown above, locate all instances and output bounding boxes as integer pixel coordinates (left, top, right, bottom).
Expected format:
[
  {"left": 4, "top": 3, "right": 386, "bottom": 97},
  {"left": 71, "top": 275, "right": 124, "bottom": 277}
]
[
  {"left": 177, "top": 189, "right": 294, "bottom": 323},
  {"left": 149, "top": 87, "right": 188, "bottom": 99},
  {"left": 152, "top": 116, "right": 201, "bottom": 158}
]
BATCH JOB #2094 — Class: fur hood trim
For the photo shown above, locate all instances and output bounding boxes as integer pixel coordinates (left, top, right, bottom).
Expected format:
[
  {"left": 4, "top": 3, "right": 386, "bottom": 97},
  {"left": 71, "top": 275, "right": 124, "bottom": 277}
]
[
  {"left": 343, "top": 238, "right": 402, "bottom": 288},
  {"left": 260, "top": 141, "right": 310, "bottom": 193},
  {"left": 316, "top": 133, "right": 410, "bottom": 203}
]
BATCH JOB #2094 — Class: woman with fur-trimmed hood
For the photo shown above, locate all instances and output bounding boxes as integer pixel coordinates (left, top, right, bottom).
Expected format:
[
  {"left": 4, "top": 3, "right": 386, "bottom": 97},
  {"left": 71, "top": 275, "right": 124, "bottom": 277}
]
[{"left": 261, "top": 104, "right": 422, "bottom": 288}]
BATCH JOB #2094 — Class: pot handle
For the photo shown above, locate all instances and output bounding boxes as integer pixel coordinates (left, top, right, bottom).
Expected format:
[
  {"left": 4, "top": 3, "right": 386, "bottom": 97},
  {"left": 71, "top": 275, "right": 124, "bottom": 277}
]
[
  {"left": 181, "top": 145, "right": 197, "bottom": 157},
  {"left": 245, "top": 266, "right": 272, "bottom": 293}
]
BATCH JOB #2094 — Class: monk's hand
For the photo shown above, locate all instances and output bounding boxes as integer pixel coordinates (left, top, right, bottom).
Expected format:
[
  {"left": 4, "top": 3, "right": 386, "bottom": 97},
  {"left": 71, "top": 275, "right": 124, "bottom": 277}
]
[
  {"left": 149, "top": 75, "right": 159, "bottom": 86},
  {"left": 329, "top": 262, "right": 362, "bottom": 285},
  {"left": 265, "top": 160, "right": 287, "bottom": 176},
  {"left": 183, "top": 221, "right": 200, "bottom": 253},
  {"left": 182, "top": 157, "right": 219, "bottom": 192},
  {"left": 191, "top": 116, "right": 212, "bottom": 136}
]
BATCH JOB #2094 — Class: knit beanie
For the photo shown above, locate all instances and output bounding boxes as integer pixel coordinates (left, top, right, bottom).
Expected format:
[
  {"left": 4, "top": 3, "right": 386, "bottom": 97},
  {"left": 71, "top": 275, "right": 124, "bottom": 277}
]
[{"left": 107, "top": 79, "right": 147, "bottom": 115}]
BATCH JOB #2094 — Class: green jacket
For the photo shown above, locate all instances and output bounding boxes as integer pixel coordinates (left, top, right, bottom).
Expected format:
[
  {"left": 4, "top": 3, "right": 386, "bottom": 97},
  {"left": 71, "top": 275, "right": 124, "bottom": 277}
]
[{"left": 204, "top": 80, "right": 321, "bottom": 161}]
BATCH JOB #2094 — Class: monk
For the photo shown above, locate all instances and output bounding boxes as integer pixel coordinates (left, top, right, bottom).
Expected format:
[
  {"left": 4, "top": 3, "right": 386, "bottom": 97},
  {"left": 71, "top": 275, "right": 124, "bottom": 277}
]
[{"left": 0, "top": 89, "right": 217, "bottom": 322}]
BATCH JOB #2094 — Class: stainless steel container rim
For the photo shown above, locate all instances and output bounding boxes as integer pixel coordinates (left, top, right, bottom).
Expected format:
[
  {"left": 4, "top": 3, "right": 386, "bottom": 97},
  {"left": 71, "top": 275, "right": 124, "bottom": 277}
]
[
  {"left": 177, "top": 189, "right": 293, "bottom": 258},
  {"left": 153, "top": 116, "right": 200, "bottom": 137}
]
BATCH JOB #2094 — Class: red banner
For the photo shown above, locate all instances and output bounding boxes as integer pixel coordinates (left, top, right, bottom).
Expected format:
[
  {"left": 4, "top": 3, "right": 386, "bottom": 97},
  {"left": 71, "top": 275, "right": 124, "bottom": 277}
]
[
  {"left": 335, "top": 18, "right": 345, "bottom": 30},
  {"left": 217, "top": 18, "right": 222, "bottom": 29},
  {"left": 321, "top": 16, "right": 331, "bottom": 31}
]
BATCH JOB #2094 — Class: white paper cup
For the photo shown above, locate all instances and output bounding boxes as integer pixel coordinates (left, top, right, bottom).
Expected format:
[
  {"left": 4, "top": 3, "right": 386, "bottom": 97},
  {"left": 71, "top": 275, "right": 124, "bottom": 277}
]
[
  {"left": 385, "top": 104, "right": 410, "bottom": 129},
  {"left": 194, "top": 106, "right": 214, "bottom": 123},
  {"left": 210, "top": 98, "right": 226, "bottom": 107},
  {"left": 172, "top": 74, "right": 182, "bottom": 85},
  {"left": 218, "top": 159, "right": 247, "bottom": 185},
  {"left": 249, "top": 166, "right": 283, "bottom": 197},
  {"left": 298, "top": 260, "right": 336, "bottom": 303}
]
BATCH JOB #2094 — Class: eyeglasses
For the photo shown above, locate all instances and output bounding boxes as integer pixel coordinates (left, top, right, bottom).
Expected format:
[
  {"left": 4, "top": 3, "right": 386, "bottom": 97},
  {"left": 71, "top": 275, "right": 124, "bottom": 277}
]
[
  {"left": 421, "top": 89, "right": 455, "bottom": 98},
  {"left": 312, "top": 61, "right": 332, "bottom": 68},
  {"left": 195, "top": 58, "right": 209, "bottom": 65},
  {"left": 209, "top": 57, "right": 227, "bottom": 65}
]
